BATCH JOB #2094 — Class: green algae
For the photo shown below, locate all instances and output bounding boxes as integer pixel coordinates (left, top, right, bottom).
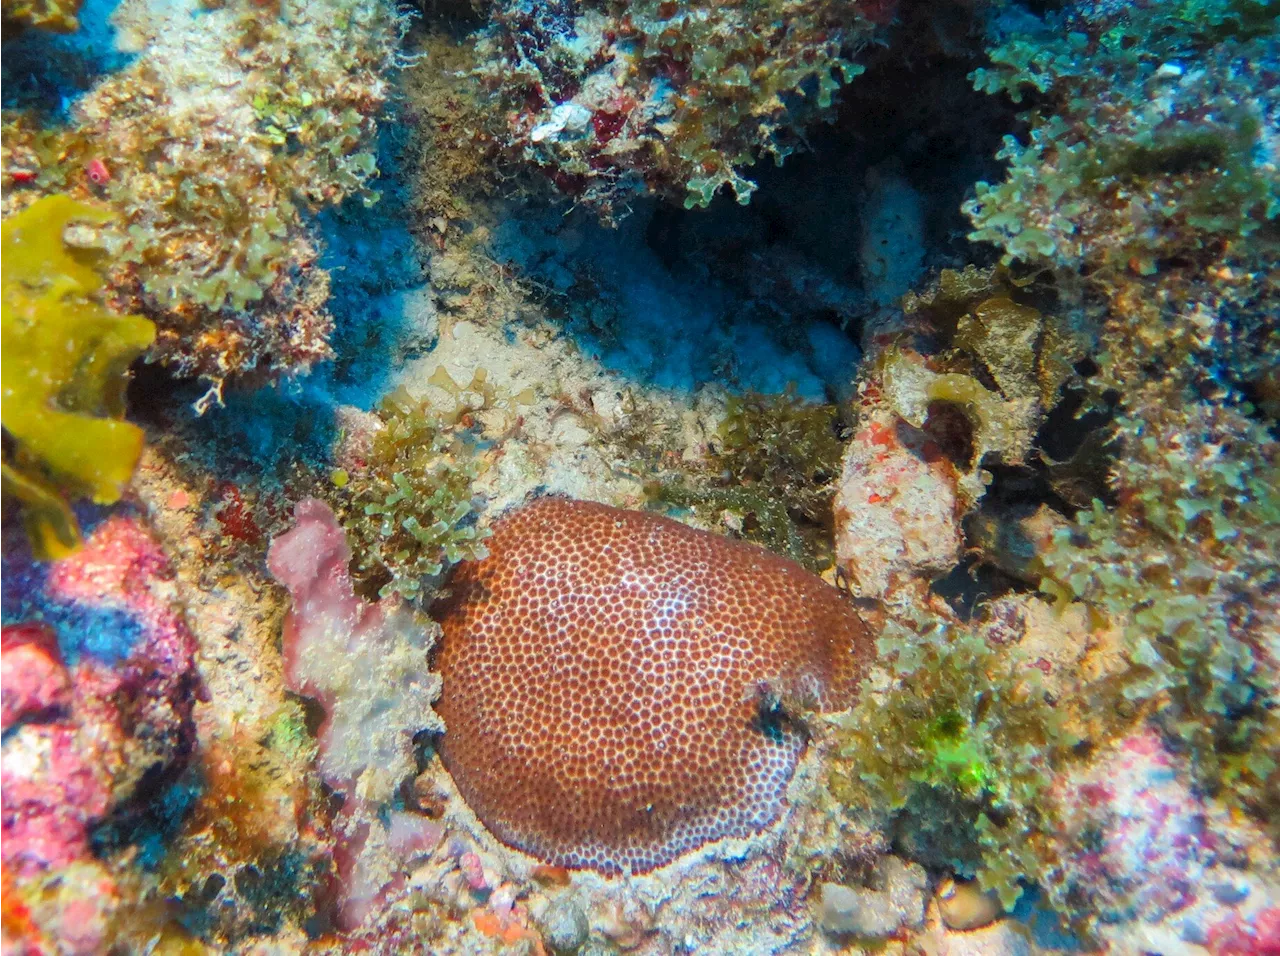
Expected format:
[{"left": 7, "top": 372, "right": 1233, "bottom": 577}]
[
  {"left": 472, "top": 0, "right": 878, "bottom": 218},
  {"left": 1040, "top": 411, "right": 1280, "bottom": 825},
  {"left": 827, "top": 607, "right": 1074, "bottom": 911},
  {"left": 965, "top": 0, "right": 1279, "bottom": 269},
  {"left": 648, "top": 388, "right": 848, "bottom": 571},
  {"left": 1, "top": 0, "right": 404, "bottom": 384},
  {"left": 960, "top": 0, "right": 1280, "bottom": 837},
  {"left": 330, "top": 387, "right": 490, "bottom": 604}
]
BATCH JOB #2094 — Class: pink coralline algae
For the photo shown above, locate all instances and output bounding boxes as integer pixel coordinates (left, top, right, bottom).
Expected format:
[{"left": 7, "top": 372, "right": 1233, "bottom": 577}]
[
  {"left": 0, "top": 621, "right": 110, "bottom": 875},
  {"left": 834, "top": 410, "right": 963, "bottom": 599},
  {"left": 1207, "top": 907, "right": 1280, "bottom": 956},
  {"left": 1055, "top": 727, "right": 1218, "bottom": 923},
  {"left": 269, "top": 498, "right": 444, "bottom": 929},
  {"left": 1, "top": 512, "right": 197, "bottom": 877},
  {"left": 1, "top": 624, "right": 72, "bottom": 730}
]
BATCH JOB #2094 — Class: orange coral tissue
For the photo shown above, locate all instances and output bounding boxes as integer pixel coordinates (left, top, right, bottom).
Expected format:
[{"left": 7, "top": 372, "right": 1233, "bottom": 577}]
[{"left": 432, "top": 498, "right": 875, "bottom": 875}]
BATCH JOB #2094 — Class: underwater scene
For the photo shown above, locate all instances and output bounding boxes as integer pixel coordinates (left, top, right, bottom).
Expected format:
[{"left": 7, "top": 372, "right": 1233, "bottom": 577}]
[{"left": 2, "top": 0, "right": 1278, "bottom": 952}]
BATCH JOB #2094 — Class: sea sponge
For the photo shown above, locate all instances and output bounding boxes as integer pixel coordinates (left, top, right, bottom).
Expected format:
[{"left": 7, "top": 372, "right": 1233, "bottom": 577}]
[
  {"left": 432, "top": 497, "right": 876, "bottom": 875},
  {"left": 1, "top": 195, "right": 155, "bottom": 559}
]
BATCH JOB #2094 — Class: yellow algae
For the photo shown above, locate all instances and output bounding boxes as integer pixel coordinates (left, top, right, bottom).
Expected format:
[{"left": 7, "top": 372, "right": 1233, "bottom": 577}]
[{"left": 1, "top": 195, "right": 155, "bottom": 558}]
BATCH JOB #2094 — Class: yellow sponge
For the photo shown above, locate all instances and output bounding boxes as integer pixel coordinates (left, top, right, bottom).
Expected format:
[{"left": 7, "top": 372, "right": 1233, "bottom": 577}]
[{"left": 2, "top": 195, "right": 155, "bottom": 558}]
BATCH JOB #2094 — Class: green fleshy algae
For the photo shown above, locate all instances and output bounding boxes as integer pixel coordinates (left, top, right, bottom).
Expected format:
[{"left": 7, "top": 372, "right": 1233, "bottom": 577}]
[
  {"left": 329, "top": 386, "right": 491, "bottom": 604},
  {"left": 966, "top": 0, "right": 1279, "bottom": 270},
  {"left": 827, "top": 606, "right": 1075, "bottom": 911},
  {"left": 650, "top": 388, "right": 847, "bottom": 571},
  {"left": 1040, "top": 408, "right": 1280, "bottom": 824}
]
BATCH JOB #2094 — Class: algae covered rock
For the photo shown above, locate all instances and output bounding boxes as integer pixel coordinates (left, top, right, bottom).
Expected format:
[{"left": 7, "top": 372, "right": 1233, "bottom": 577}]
[
  {"left": 1, "top": 0, "right": 81, "bottom": 32},
  {"left": 473, "top": 0, "right": 888, "bottom": 218}
]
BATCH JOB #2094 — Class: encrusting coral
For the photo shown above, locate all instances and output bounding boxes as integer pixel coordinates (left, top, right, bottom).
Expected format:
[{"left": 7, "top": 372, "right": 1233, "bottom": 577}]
[
  {"left": 1, "top": 195, "right": 155, "bottom": 559},
  {"left": 432, "top": 497, "right": 876, "bottom": 875}
]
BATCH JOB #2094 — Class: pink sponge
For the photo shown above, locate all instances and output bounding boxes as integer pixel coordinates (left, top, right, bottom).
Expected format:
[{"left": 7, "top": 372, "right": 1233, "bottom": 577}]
[{"left": 268, "top": 499, "right": 445, "bottom": 928}]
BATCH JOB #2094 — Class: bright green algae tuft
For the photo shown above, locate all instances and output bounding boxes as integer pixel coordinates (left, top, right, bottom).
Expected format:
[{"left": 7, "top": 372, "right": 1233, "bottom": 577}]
[{"left": 827, "top": 606, "right": 1075, "bottom": 911}]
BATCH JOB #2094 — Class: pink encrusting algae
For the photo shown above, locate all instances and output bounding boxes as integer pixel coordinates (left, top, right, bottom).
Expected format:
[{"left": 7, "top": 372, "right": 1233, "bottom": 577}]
[
  {"left": 1, "top": 514, "right": 197, "bottom": 877},
  {"left": 268, "top": 498, "right": 445, "bottom": 929}
]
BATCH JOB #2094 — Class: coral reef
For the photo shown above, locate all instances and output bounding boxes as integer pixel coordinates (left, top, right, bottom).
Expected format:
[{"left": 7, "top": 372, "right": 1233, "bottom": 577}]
[
  {"left": 833, "top": 264, "right": 1081, "bottom": 598},
  {"left": 834, "top": 393, "right": 966, "bottom": 599},
  {"left": 1054, "top": 727, "right": 1218, "bottom": 924},
  {"left": 433, "top": 497, "right": 876, "bottom": 875},
  {"left": 1, "top": 195, "right": 154, "bottom": 559},
  {"left": 471, "top": 0, "right": 889, "bottom": 218},
  {"left": 859, "top": 165, "right": 927, "bottom": 307},
  {"left": 1207, "top": 906, "right": 1280, "bottom": 955},
  {"left": 1, "top": 626, "right": 112, "bottom": 876},
  {"left": 1039, "top": 405, "right": 1280, "bottom": 821},
  {"left": 966, "top": 0, "right": 1279, "bottom": 271},
  {"left": 803, "top": 0, "right": 1280, "bottom": 938},
  {"left": 818, "top": 855, "right": 928, "bottom": 940},
  {"left": 3, "top": 0, "right": 1279, "bottom": 948}
]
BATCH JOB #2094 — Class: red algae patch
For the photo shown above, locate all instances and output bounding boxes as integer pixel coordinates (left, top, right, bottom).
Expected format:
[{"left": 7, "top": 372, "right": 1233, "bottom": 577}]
[{"left": 432, "top": 497, "right": 875, "bottom": 875}]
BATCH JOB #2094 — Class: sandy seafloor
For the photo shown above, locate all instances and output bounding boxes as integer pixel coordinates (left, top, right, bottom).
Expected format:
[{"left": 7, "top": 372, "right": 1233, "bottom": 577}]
[{"left": 2, "top": 0, "right": 1279, "bottom": 953}]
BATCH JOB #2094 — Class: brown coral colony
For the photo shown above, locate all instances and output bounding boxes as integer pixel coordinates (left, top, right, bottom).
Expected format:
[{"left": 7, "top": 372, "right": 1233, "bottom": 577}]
[{"left": 432, "top": 498, "right": 875, "bottom": 875}]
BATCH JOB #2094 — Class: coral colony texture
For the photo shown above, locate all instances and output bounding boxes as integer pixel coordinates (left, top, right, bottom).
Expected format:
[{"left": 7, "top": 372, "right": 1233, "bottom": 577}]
[
  {"left": 433, "top": 497, "right": 874, "bottom": 874},
  {"left": 3, "top": 0, "right": 1280, "bottom": 951}
]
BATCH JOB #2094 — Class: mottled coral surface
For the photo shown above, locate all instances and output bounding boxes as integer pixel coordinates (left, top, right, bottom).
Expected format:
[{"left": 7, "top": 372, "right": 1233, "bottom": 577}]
[{"left": 433, "top": 497, "right": 875, "bottom": 874}]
